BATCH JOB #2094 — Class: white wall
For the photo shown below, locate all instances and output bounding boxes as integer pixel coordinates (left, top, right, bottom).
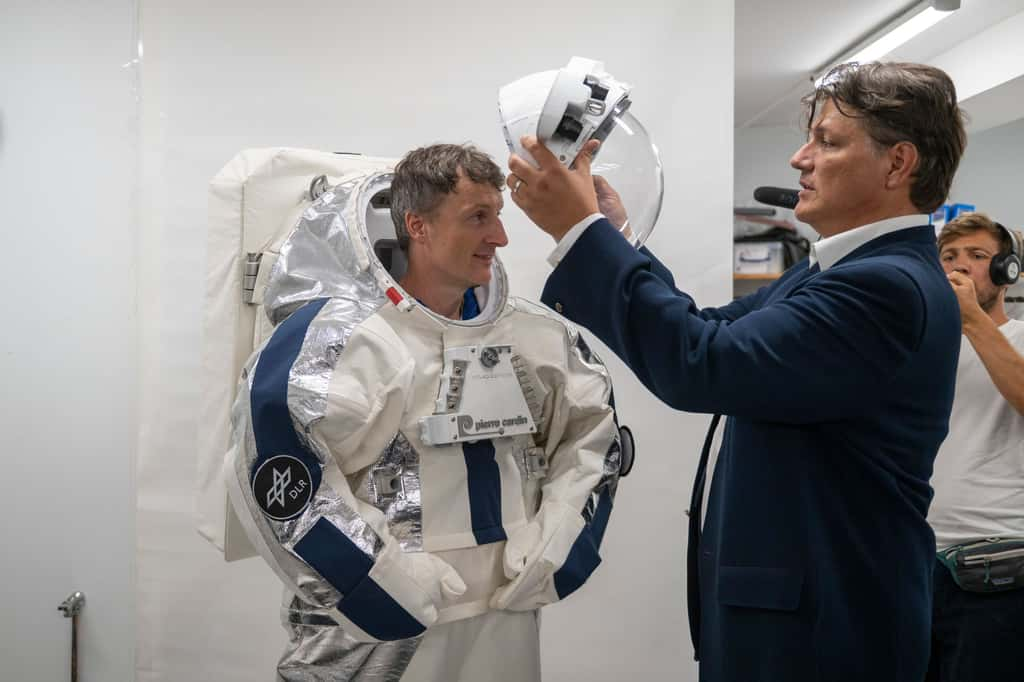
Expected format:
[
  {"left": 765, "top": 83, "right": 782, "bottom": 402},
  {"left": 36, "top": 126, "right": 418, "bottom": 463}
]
[
  {"left": 0, "top": 1, "right": 138, "bottom": 680},
  {"left": 949, "top": 116, "right": 1024, "bottom": 229},
  {"left": 133, "top": 2, "right": 734, "bottom": 682}
]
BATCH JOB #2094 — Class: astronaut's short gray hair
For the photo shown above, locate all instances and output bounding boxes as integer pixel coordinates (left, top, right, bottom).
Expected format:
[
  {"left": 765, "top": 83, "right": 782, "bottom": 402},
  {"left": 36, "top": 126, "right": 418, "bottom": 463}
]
[{"left": 390, "top": 143, "right": 505, "bottom": 250}]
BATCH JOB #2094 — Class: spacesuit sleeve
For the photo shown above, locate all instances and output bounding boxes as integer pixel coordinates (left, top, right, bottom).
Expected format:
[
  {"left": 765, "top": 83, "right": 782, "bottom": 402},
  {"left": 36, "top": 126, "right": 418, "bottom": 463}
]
[
  {"left": 225, "top": 299, "right": 463, "bottom": 642},
  {"left": 491, "top": 330, "right": 621, "bottom": 611}
]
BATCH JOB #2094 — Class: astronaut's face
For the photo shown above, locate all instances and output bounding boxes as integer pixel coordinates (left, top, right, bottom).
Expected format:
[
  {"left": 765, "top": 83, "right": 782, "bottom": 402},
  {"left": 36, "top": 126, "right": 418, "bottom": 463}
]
[{"left": 417, "top": 173, "right": 508, "bottom": 289}]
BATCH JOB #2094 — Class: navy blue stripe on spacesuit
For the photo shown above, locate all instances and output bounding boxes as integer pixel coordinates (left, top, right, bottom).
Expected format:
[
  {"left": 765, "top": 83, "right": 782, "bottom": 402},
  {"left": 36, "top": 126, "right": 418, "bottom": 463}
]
[
  {"left": 250, "top": 297, "right": 329, "bottom": 491},
  {"left": 296, "top": 518, "right": 426, "bottom": 640},
  {"left": 462, "top": 439, "right": 508, "bottom": 545},
  {"left": 294, "top": 519, "right": 374, "bottom": 595},
  {"left": 553, "top": 489, "right": 612, "bottom": 599},
  {"left": 251, "top": 297, "right": 425, "bottom": 640}
]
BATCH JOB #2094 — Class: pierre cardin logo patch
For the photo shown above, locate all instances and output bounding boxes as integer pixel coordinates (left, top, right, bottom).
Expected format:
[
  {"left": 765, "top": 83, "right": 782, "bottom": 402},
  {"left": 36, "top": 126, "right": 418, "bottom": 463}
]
[{"left": 253, "top": 455, "right": 313, "bottom": 521}]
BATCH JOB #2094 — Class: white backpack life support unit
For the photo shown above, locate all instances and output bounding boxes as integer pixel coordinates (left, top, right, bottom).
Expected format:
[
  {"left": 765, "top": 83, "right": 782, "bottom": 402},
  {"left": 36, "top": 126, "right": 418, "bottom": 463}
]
[{"left": 197, "top": 148, "right": 395, "bottom": 561}]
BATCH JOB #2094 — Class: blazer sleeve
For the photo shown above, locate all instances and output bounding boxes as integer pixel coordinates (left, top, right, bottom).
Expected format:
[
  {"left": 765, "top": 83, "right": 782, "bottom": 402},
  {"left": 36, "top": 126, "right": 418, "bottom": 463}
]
[
  {"left": 640, "top": 244, "right": 770, "bottom": 322},
  {"left": 542, "top": 218, "right": 926, "bottom": 423}
]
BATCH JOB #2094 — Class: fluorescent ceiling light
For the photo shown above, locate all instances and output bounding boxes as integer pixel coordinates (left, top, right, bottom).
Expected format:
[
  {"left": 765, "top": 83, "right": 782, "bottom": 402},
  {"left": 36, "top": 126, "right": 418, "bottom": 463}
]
[
  {"left": 849, "top": 7, "right": 952, "bottom": 63},
  {"left": 815, "top": 6, "right": 954, "bottom": 87}
]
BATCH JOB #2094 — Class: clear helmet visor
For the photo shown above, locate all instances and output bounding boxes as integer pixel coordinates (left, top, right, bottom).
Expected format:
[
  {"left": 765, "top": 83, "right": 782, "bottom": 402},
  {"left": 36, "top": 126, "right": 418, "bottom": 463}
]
[{"left": 587, "top": 102, "right": 663, "bottom": 248}]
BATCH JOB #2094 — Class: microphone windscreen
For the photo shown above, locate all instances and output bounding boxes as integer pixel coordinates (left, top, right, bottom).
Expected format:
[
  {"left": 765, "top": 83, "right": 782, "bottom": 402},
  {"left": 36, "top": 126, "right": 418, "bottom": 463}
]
[{"left": 754, "top": 186, "right": 800, "bottom": 209}]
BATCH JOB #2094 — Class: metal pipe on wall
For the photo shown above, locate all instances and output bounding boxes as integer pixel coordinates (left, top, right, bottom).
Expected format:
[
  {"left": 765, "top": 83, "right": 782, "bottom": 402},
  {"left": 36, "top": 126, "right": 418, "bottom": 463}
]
[{"left": 58, "top": 592, "right": 86, "bottom": 682}]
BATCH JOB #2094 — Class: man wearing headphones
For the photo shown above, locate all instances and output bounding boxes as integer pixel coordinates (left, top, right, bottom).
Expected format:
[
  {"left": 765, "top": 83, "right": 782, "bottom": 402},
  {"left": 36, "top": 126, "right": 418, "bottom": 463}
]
[{"left": 928, "top": 212, "right": 1024, "bottom": 681}]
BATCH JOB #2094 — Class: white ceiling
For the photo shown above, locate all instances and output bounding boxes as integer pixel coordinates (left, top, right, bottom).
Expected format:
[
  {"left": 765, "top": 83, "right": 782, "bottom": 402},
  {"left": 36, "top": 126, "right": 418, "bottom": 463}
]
[{"left": 736, "top": 0, "right": 1024, "bottom": 128}]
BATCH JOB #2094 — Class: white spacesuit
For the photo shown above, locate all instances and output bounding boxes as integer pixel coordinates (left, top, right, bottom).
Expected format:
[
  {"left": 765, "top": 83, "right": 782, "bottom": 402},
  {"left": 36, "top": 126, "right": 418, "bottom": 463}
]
[{"left": 208, "top": 150, "right": 629, "bottom": 680}]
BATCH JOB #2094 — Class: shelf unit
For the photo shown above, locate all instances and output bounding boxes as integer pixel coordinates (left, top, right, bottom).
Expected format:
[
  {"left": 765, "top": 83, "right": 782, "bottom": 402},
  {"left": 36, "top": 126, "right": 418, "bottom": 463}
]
[{"left": 733, "top": 273, "right": 782, "bottom": 281}]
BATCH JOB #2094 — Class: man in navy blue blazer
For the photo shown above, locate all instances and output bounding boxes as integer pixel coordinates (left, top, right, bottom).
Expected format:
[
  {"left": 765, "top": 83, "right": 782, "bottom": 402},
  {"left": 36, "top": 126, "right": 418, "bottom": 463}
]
[{"left": 505, "top": 62, "right": 967, "bottom": 681}]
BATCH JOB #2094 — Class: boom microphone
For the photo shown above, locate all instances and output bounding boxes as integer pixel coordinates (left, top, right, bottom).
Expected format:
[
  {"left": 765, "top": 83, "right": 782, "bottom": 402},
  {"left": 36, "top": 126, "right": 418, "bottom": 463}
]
[{"left": 754, "top": 186, "right": 800, "bottom": 210}]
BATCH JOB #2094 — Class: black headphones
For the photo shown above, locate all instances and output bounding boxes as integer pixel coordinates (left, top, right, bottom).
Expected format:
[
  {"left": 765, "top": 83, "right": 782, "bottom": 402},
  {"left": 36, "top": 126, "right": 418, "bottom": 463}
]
[{"left": 990, "top": 222, "right": 1023, "bottom": 286}]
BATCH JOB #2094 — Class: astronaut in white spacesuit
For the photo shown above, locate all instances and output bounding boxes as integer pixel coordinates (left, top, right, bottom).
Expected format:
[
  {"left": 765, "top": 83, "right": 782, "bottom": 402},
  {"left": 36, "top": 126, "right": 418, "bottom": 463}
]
[{"left": 223, "top": 143, "right": 627, "bottom": 681}]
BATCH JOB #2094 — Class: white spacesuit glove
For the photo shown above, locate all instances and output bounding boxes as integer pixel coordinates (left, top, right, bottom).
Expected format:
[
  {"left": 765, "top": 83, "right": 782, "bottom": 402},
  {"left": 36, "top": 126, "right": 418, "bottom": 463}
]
[
  {"left": 489, "top": 500, "right": 587, "bottom": 611},
  {"left": 336, "top": 541, "right": 467, "bottom": 642},
  {"left": 400, "top": 547, "right": 469, "bottom": 607}
]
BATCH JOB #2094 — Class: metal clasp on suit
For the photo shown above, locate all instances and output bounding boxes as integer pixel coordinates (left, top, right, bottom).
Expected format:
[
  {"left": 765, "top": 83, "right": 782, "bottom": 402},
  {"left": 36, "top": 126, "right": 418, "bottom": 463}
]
[
  {"left": 371, "top": 464, "right": 404, "bottom": 502},
  {"left": 522, "top": 447, "right": 549, "bottom": 480}
]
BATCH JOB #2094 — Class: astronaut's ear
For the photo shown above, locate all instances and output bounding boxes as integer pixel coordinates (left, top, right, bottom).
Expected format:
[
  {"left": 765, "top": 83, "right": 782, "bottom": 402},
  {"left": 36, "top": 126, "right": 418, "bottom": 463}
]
[{"left": 405, "top": 211, "right": 428, "bottom": 243}]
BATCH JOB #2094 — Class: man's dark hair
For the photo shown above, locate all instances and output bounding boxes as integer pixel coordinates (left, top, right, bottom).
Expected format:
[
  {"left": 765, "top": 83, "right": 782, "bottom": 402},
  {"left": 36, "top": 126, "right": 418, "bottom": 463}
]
[
  {"left": 390, "top": 143, "right": 505, "bottom": 249},
  {"left": 802, "top": 62, "right": 967, "bottom": 214}
]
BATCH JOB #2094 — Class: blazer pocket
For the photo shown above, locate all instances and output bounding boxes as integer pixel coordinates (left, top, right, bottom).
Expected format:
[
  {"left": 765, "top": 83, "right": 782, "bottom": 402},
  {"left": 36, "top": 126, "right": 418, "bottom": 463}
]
[{"left": 717, "top": 565, "right": 803, "bottom": 611}]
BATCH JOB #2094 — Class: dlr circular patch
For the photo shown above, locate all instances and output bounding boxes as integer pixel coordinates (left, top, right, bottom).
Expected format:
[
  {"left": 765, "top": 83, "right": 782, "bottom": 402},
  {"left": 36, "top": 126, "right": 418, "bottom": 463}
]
[{"left": 253, "top": 455, "right": 314, "bottom": 521}]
